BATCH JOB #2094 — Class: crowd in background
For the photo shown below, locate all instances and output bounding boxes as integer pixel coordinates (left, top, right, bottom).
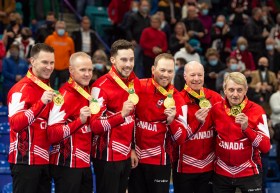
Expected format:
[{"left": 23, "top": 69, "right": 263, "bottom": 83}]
[{"left": 1, "top": 0, "right": 280, "bottom": 162}]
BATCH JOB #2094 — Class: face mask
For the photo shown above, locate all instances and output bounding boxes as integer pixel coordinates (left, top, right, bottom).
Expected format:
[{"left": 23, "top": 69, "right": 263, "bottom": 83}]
[
  {"left": 216, "top": 21, "right": 224, "bottom": 28},
  {"left": 230, "top": 64, "right": 238, "bottom": 71},
  {"left": 132, "top": 7, "right": 138, "bottom": 13},
  {"left": 141, "top": 6, "right": 149, "bottom": 13},
  {"left": 259, "top": 65, "right": 266, "bottom": 71},
  {"left": 209, "top": 59, "right": 218, "bottom": 66},
  {"left": 201, "top": 9, "right": 209, "bottom": 16},
  {"left": 239, "top": 45, "right": 246, "bottom": 51},
  {"left": 266, "top": 45, "right": 274, "bottom": 51},
  {"left": 57, "top": 29, "right": 65, "bottom": 36},
  {"left": 95, "top": 63, "right": 104, "bottom": 71},
  {"left": 10, "top": 50, "right": 19, "bottom": 58}
]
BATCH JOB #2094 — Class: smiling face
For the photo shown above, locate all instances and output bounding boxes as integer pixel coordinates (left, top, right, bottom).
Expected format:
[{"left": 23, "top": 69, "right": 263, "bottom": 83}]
[
  {"left": 69, "top": 55, "right": 93, "bottom": 87},
  {"left": 30, "top": 51, "right": 55, "bottom": 80},
  {"left": 152, "top": 58, "right": 175, "bottom": 88},
  {"left": 110, "top": 49, "right": 134, "bottom": 78},
  {"left": 184, "top": 61, "right": 204, "bottom": 93},
  {"left": 224, "top": 80, "right": 247, "bottom": 106}
]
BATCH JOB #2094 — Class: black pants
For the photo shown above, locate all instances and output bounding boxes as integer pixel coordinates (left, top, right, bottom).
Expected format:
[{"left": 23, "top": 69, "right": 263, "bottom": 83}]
[
  {"left": 128, "top": 163, "right": 171, "bottom": 193},
  {"left": 50, "top": 165, "right": 93, "bottom": 193},
  {"left": 10, "top": 164, "right": 51, "bottom": 193},
  {"left": 93, "top": 158, "right": 131, "bottom": 193},
  {"left": 213, "top": 173, "right": 262, "bottom": 193},
  {"left": 173, "top": 170, "right": 213, "bottom": 193},
  {"left": 50, "top": 69, "right": 69, "bottom": 89}
]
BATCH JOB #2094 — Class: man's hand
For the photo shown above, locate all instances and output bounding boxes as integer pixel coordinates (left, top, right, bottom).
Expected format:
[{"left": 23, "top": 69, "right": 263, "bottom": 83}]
[
  {"left": 131, "top": 149, "right": 138, "bottom": 169},
  {"left": 41, "top": 90, "right": 55, "bottom": 104},
  {"left": 80, "top": 106, "right": 91, "bottom": 124},
  {"left": 195, "top": 108, "right": 210, "bottom": 123},
  {"left": 121, "top": 100, "right": 134, "bottom": 118},
  {"left": 164, "top": 106, "right": 176, "bottom": 124},
  {"left": 235, "top": 113, "right": 248, "bottom": 131}
]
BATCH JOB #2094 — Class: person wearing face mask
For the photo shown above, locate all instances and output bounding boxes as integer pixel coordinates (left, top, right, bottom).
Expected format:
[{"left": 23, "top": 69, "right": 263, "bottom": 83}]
[
  {"left": 216, "top": 56, "right": 241, "bottom": 95},
  {"left": 35, "top": 12, "right": 56, "bottom": 43},
  {"left": 230, "top": 36, "right": 255, "bottom": 71},
  {"left": 13, "top": 27, "right": 35, "bottom": 60},
  {"left": 90, "top": 49, "right": 109, "bottom": 85},
  {"left": 249, "top": 57, "right": 277, "bottom": 114},
  {"left": 2, "top": 43, "right": 28, "bottom": 106},
  {"left": 210, "top": 15, "right": 233, "bottom": 63},
  {"left": 204, "top": 48, "right": 226, "bottom": 92},
  {"left": 45, "top": 20, "right": 75, "bottom": 89},
  {"left": 263, "top": 37, "right": 280, "bottom": 74}
]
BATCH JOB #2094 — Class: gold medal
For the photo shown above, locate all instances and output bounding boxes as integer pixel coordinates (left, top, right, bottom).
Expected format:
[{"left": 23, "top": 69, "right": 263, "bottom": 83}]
[
  {"left": 199, "top": 98, "right": 211, "bottom": 108},
  {"left": 90, "top": 100, "right": 100, "bottom": 114},
  {"left": 230, "top": 106, "right": 241, "bottom": 117},
  {"left": 53, "top": 93, "right": 64, "bottom": 106},
  {"left": 164, "top": 95, "right": 175, "bottom": 108},
  {"left": 128, "top": 93, "right": 139, "bottom": 105}
]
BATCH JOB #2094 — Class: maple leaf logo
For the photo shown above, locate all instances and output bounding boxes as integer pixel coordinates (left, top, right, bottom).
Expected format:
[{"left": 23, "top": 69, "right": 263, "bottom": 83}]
[
  {"left": 48, "top": 105, "right": 66, "bottom": 126},
  {"left": 9, "top": 92, "right": 25, "bottom": 117}
]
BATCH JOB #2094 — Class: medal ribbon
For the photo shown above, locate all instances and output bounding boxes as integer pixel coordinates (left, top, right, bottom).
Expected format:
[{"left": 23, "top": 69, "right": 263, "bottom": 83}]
[
  {"left": 26, "top": 71, "right": 53, "bottom": 91},
  {"left": 152, "top": 79, "right": 174, "bottom": 97},
  {"left": 224, "top": 97, "right": 248, "bottom": 116},
  {"left": 184, "top": 84, "right": 205, "bottom": 99},
  {"left": 109, "top": 70, "right": 135, "bottom": 94},
  {"left": 68, "top": 77, "right": 93, "bottom": 102}
]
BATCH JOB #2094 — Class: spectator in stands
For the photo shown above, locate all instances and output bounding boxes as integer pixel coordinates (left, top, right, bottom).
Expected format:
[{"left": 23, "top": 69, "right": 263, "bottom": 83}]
[
  {"left": 269, "top": 13, "right": 280, "bottom": 52},
  {"left": 45, "top": 20, "right": 75, "bottom": 89},
  {"left": 71, "top": 16, "right": 103, "bottom": 57},
  {"left": 216, "top": 56, "right": 241, "bottom": 94},
  {"left": 269, "top": 70, "right": 280, "bottom": 127},
  {"left": 13, "top": 27, "right": 35, "bottom": 60},
  {"left": 2, "top": 44, "right": 28, "bottom": 105},
  {"left": 174, "top": 57, "right": 187, "bottom": 91},
  {"left": 91, "top": 49, "right": 109, "bottom": 84},
  {"left": 108, "top": 0, "right": 132, "bottom": 25},
  {"left": 182, "top": 5, "right": 205, "bottom": 41},
  {"left": 249, "top": 56, "right": 278, "bottom": 113},
  {"left": 198, "top": 2, "right": 213, "bottom": 54},
  {"left": 0, "top": 0, "right": 15, "bottom": 34},
  {"left": 210, "top": 14, "right": 233, "bottom": 63},
  {"left": 264, "top": 37, "right": 280, "bottom": 75},
  {"left": 140, "top": 14, "right": 168, "bottom": 78},
  {"left": 174, "top": 39, "right": 201, "bottom": 63},
  {"left": 204, "top": 48, "right": 226, "bottom": 92},
  {"left": 156, "top": 11, "right": 171, "bottom": 42},
  {"left": 261, "top": 5, "right": 275, "bottom": 32},
  {"left": 181, "top": 0, "right": 198, "bottom": 19},
  {"left": 169, "top": 21, "right": 189, "bottom": 55},
  {"left": 157, "top": 0, "right": 181, "bottom": 25},
  {"left": 230, "top": 36, "right": 255, "bottom": 71},
  {"left": 125, "top": 0, "right": 150, "bottom": 78},
  {"left": 243, "top": 7, "right": 269, "bottom": 65},
  {"left": 35, "top": 12, "right": 56, "bottom": 43},
  {"left": 29, "top": 0, "right": 59, "bottom": 33},
  {"left": 2, "top": 12, "right": 22, "bottom": 51},
  {"left": 76, "top": 0, "right": 94, "bottom": 18}
]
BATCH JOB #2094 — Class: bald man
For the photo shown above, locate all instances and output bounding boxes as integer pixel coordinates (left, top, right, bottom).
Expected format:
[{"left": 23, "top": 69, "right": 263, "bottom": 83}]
[
  {"left": 47, "top": 52, "right": 94, "bottom": 193},
  {"left": 173, "top": 61, "right": 222, "bottom": 193}
]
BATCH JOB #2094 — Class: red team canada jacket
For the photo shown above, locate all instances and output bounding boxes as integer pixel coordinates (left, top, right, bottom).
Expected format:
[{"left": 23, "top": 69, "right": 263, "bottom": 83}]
[
  {"left": 134, "top": 79, "right": 188, "bottom": 165},
  {"left": 90, "top": 66, "right": 140, "bottom": 161},
  {"left": 177, "top": 88, "right": 222, "bottom": 173},
  {"left": 47, "top": 79, "right": 92, "bottom": 168},
  {"left": 8, "top": 69, "right": 50, "bottom": 165},
  {"left": 211, "top": 99, "right": 270, "bottom": 178}
]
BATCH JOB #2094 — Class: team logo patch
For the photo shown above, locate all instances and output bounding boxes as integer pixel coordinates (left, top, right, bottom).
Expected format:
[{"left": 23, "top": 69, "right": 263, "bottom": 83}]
[{"left": 157, "top": 99, "right": 164, "bottom": 108}]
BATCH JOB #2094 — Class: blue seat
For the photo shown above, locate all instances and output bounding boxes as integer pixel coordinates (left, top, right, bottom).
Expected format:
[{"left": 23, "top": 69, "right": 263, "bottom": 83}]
[
  {"left": 269, "top": 144, "right": 277, "bottom": 157},
  {"left": 2, "top": 182, "right": 12, "bottom": 193},
  {"left": 266, "top": 182, "right": 280, "bottom": 193},
  {"left": 0, "top": 174, "right": 12, "bottom": 192},
  {"left": 0, "top": 160, "right": 10, "bottom": 174},
  {"left": 0, "top": 106, "right": 8, "bottom": 117},
  {"left": 0, "top": 123, "right": 9, "bottom": 134},
  {"left": 0, "top": 143, "right": 8, "bottom": 154},
  {"left": 85, "top": 6, "right": 108, "bottom": 27},
  {"left": 265, "top": 160, "right": 280, "bottom": 181},
  {"left": 94, "top": 16, "right": 112, "bottom": 38},
  {"left": 169, "top": 183, "right": 174, "bottom": 193}
]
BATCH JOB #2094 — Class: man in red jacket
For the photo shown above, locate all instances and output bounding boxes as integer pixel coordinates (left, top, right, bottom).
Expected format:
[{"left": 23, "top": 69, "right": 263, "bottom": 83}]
[
  {"left": 173, "top": 61, "right": 222, "bottom": 193},
  {"left": 7, "top": 43, "right": 55, "bottom": 193},
  {"left": 128, "top": 53, "right": 188, "bottom": 193},
  {"left": 209, "top": 72, "right": 270, "bottom": 193},
  {"left": 47, "top": 52, "right": 94, "bottom": 193},
  {"left": 90, "top": 39, "right": 140, "bottom": 193}
]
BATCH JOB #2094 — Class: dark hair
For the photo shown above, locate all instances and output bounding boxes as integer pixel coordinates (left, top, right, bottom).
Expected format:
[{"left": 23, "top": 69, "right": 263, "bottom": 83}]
[
  {"left": 110, "top": 39, "right": 134, "bottom": 57},
  {"left": 176, "top": 57, "right": 187, "bottom": 66},
  {"left": 226, "top": 56, "right": 237, "bottom": 64},
  {"left": 30, "top": 43, "right": 54, "bottom": 57}
]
